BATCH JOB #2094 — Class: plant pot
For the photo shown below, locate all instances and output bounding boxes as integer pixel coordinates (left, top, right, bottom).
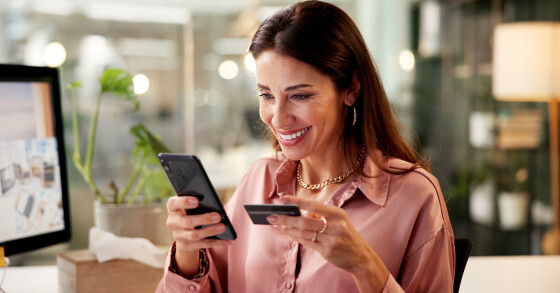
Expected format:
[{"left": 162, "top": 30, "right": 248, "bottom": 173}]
[
  {"left": 469, "top": 179, "right": 495, "bottom": 226},
  {"left": 498, "top": 191, "right": 529, "bottom": 230},
  {"left": 93, "top": 201, "right": 173, "bottom": 245},
  {"left": 469, "top": 111, "right": 495, "bottom": 148}
]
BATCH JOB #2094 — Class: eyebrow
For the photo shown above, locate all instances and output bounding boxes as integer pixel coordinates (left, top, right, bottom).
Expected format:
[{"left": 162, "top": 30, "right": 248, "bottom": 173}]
[{"left": 257, "top": 83, "right": 313, "bottom": 91}]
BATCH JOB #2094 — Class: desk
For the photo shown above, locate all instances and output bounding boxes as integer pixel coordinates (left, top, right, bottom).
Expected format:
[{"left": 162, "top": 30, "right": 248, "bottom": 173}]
[
  {"left": 461, "top": 256, "right": 560, "bottom": 292},
  {"left": 3, "top": 256, "right": 560, "bottom": 292},
  {"left": 2, "top": 266, "right": 58, "bottom": 293}
]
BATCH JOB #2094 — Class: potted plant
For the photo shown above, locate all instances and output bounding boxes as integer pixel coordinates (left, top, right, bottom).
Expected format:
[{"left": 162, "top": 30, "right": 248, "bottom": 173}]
[
  {"left": 469, "top": 161, "right": 495, "bottom": 226},
  {"left": 495, "top": 154, "right": 530, "bottom": 230},
  {"left": 67, "top": 68, "right": 174, "bottom": 244}
]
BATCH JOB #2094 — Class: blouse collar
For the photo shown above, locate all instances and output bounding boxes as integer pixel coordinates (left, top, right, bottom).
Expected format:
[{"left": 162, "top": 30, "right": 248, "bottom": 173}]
[{"left": 268, "top": 152, "right": 391, "bottom": 207}]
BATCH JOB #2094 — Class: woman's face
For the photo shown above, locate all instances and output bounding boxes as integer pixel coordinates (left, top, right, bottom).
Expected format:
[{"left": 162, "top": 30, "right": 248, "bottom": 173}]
[{"left": 255, "top": 50, "right": 353, "bottom": 161}]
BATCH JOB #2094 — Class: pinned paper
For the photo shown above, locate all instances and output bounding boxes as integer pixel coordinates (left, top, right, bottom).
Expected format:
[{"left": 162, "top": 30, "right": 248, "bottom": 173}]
[{"left": 88, "top": 227, "right": 167, "bottom": 268}]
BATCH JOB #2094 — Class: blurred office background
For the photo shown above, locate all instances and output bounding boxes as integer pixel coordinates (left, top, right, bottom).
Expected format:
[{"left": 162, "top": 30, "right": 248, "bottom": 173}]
[{"left": 0, "top": 0, "right": 558, "bottom": 260}]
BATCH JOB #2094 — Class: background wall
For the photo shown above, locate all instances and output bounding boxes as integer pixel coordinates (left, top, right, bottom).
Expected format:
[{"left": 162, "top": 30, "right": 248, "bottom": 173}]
[{"left": 3, "top": 0, "right": 556, "bottom": 265}]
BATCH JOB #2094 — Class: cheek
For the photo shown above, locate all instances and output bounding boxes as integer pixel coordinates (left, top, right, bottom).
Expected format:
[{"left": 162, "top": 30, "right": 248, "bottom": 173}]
[{"left": 259, "top": 102, "right": 272, "bottom": 125}]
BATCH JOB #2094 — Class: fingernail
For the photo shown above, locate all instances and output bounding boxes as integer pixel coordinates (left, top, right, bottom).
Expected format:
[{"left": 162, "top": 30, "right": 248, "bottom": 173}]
[
  {"left": 216, "top": 225, "right": 226, "bottom": 233},
  {"left": 267, "top": 215, "right": 277, "bottom": 224},
  {"left": 211, "top": 214, "right": 221, "bottom": 222},
  {"left": 188, "top": 198, "right": 198, "bottom": 205}
]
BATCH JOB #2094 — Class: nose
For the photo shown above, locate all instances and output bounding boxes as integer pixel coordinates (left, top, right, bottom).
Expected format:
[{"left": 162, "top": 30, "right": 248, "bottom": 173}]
[{"left": 271, "top": 99, "right": 295, "bottom": 129}]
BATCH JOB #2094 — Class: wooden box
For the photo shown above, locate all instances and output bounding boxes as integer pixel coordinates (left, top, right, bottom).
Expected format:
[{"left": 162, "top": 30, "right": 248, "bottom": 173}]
[{"left": 57, "top": 250, "right": 164, "bottom": 293}]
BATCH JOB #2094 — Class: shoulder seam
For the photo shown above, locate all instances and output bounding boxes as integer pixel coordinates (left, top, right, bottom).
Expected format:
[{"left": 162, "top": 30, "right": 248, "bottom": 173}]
[
  {"left": 391, "top": 167, "right": 448, "bottom": 225},
  {"left": 404, "top": 226, "right": 454, "bottom": 262}
]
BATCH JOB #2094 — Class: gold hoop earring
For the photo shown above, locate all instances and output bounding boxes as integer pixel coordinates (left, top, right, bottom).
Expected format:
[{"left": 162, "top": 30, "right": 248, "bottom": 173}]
[{"left": 352, "top": 106, "right": 357, "bottom": 126}]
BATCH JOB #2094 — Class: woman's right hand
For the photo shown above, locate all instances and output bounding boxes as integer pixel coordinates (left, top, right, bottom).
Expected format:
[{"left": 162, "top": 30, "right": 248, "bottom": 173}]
[{"left": 166, "top": 195, "right": 232, "bottom": 277}]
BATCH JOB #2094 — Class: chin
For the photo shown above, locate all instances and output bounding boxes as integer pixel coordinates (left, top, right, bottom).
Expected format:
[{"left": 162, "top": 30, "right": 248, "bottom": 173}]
[{"left": 278, "top": 146, "right": 307, "bottom": 161}]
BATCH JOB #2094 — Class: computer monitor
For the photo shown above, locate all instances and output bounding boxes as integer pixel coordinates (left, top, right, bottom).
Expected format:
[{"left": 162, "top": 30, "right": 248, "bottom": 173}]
[{"left": 0, "top": 64, "right": 71, "bottom": 256}]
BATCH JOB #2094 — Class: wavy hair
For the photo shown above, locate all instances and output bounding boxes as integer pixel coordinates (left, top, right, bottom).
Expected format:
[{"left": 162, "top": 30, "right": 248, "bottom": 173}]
[{"left": 249, "top": 0, "right": 429, "bottom": 174}]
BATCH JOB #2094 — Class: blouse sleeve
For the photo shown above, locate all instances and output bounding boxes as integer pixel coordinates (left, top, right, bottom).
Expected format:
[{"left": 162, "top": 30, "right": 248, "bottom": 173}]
[
  {"left": 382, "top": 227, "right": 455, "bottom": 292},
  {"left": 155, "top": 245, "right": 216, "bottom": 293}
]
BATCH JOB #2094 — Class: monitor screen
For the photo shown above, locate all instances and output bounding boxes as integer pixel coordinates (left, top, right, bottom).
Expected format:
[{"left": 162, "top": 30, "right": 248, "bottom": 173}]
[{"left": 0, "top": 65, "right": 71, "bottom": 256}]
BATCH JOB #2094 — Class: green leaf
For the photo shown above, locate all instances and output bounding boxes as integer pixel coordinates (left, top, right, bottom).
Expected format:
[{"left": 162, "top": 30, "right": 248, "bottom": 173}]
[
  {"left": 99, "top": 69, "right": 139, "bottom": 111},
  {"left": 66, "top": 81, "right": 82, "bottom": 90},
  {"left": 143, "top": 170, "right": 174, "bottom": 199},
  {"left": 129, "top": 123, "right": 172, "bottom": 165}
]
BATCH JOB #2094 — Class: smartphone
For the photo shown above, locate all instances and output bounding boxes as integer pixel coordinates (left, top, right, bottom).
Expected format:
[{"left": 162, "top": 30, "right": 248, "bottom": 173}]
[
  {"left": 244, "top": 204, "right": 301, "bottom": 225},
  {"left": 158, "top": 153, "right": 237, "bottom": 240}
]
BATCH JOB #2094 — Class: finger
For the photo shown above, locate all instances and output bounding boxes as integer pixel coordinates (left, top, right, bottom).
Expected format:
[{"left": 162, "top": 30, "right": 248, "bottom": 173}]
[
  {"left": 174, "top": 223, "right": 227, "bottom": 241},
  {"left": 276, "top": 225, "right": 324, "bottom": 249},
  {"left": 275, "top": 224, "right": 316, "bottom": 240},
  {"left": 268, "top": 213, "right": 325, "bottom": 232},
  {"left": 168, "top": 212, "right": 222, "bottom": 230},
  {"left": 297, "top": 237, "right": 323, "bottom": 250},
  {"left": 176, "top": 238, "right": 233, "bottom": 251},
  {"left": 281, "top": 195, "right": 339, "bottom": 217},
  {"left": 167, "top": 196, "right": 199, "bottom": 212}
]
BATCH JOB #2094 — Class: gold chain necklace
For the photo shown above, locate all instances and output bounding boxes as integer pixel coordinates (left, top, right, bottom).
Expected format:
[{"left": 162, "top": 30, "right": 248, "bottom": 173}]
[{"left": 296, "top": 150, "right": 365, "bottom": 190}]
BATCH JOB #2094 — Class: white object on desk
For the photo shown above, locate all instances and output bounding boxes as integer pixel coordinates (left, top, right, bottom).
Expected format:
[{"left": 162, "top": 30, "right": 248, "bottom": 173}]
[
  {"left": 460, "top": 256, "right": 560, "bottom": 293},
  {"left": 3, "top": 266, "right": 57, "bottom": 293}
]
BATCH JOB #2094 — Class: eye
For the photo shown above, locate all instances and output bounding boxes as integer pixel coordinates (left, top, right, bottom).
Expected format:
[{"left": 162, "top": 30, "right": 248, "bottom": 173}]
[
  {"left": 291, "top": 94, "right": 311, "bottom": 101},
  {"left": 258, "top": 93, "right": 274, "bottom": 100}
]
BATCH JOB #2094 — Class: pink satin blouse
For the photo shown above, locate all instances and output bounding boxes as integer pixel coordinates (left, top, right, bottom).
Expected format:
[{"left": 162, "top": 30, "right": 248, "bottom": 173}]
[{"left": 157, "top": 154, "right": 455, "bottom": 292}]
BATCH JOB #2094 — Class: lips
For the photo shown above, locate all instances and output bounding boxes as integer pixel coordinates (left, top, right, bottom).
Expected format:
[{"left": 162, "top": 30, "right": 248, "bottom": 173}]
[
  {"left": 276, "top": 126, "right": 311, "bottom": 146},
  {"left": 278, "top": 126, "right": 311, "bottom": 140}
]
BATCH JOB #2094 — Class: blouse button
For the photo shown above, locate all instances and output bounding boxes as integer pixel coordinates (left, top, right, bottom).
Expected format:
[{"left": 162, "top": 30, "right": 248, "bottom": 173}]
[
  {"left": 285, "top": 283, "right": 293, "bottom": 289},
  {"left": 188, "top": 284, "right": 197, "bottom": 291}
]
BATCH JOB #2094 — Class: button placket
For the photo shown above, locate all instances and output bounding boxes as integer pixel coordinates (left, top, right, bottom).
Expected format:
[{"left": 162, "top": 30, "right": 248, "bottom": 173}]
[{"left": 282, "top": 239, "right": 299, "bottom": 292}]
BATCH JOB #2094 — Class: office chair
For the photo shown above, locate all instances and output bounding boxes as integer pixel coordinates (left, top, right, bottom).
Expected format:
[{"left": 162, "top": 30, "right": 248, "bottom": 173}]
[{"left": 454, "top": 238, "right": 473, "bottom": 293}]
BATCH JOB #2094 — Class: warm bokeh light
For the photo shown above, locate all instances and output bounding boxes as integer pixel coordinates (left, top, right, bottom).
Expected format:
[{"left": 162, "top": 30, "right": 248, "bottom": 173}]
[
  {"left": 399, "top": 49, "right": 415, "bottom": 72},
  {"left": 516, "top": 168, "right": 529, "bottom": 183},
  {"left": 244, "top": 54, "right": 256, "bottom": 76},
  {"left": 43, "top": 42, "right": 67, "bottom": 67},
  {"left": 133, "top": 74, "right": 150, "bottom": 95},
  {"left": 218, "top": 60, "right": 239, "bottom": 80}
]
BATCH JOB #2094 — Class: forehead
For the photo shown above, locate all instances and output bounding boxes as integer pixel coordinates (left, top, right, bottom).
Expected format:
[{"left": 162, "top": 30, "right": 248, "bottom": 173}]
[{"left": 255, "top": 51, "right": 330, "bottom": 89}]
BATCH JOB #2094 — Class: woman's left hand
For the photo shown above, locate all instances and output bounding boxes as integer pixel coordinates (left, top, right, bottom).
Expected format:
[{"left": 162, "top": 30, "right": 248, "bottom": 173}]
[{"left": 267, "top": 195, "right": 387, "bottom": 280}]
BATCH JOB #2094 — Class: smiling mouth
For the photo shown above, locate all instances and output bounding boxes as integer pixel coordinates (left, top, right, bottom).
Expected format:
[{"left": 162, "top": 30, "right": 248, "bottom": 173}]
[{"left": 278, "top": 126, "right": 311, "bottom": 140}]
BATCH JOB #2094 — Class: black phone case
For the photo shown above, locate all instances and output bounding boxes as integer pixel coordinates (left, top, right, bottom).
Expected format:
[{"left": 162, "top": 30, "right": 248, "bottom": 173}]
[
  {"left": 158, "top": 153, "right": 237, "bottom": 240},
  {"left": 244, "top": 204, "right": 301, "bottom": 225}
]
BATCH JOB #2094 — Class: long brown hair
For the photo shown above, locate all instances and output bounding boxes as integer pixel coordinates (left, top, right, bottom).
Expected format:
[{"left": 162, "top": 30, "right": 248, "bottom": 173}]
[{"left": 249, "top": 0, "right": 429, "bottom": 174}]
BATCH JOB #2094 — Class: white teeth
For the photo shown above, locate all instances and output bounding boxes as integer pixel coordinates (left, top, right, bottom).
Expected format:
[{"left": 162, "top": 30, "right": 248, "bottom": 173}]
[{"left": 279, "top": 127, "right": 309, "bottom": 140}]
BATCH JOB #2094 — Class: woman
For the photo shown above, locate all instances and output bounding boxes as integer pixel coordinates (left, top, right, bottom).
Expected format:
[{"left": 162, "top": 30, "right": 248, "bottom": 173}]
[{"left": 158, "top": 1, "right": 454, "bottom": 292}]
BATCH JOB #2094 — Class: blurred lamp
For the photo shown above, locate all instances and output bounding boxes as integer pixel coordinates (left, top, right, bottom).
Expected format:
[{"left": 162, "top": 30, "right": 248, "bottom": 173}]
[
  {"left": 244, "top": 54, "right": 256, "bottom": 76},
  {"left": 218, "top": 60, "right": 239, "bottom": 80},
  {"left": 43, "top": 42, "right": 66, "bottom": 67},
  {"left": 399, "top": 50, "right": 415, "bottom": 72},
  {"left": 133, "top": 74, "right": 149, "bottom": 95},
  {"left": 493, "top": 22, "right": 560, "bottom": 254}
]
